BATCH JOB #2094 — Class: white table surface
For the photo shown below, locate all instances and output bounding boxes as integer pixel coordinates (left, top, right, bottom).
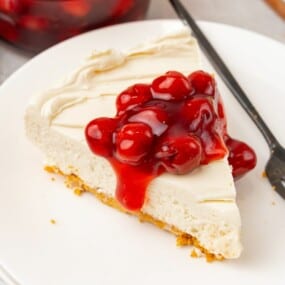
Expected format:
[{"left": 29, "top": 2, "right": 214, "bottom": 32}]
[{"left": 0, "top": 0, "right": 284, "bottom": 284}]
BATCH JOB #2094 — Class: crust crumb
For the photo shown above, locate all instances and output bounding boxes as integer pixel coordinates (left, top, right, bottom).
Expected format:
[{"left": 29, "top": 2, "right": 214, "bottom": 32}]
[
  {"left": 138, "top": 213, "right": 165, "bottom": 229},
  {"left": 74, "top": 188, "right": 84, "bottom": 196},
  {"left": 176, "top": 234, "right": 193, "bottom": 246},
  {"left": 261, "top": 171, "right": 267, "bottom": 178},
  {"left": 272, "top": 201, "right": 276, "bottom": 205},
  {"left": 44, "top": 165, "right": 63, "bottom": 175},
  {"left": 206, "top": 253, "right": 217, "bottom": 262},
  {"left": 44, "top": 166, "right": 56, "bottom": 173},
  {"left": 191, "top": 249, "right": 199, "bottom": 258},
  {"left": 64, "top": 174, "right": 79, "bottom": 189}
]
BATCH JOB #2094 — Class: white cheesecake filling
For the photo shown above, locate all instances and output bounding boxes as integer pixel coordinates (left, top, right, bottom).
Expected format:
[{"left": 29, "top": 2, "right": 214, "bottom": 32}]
[{"left": 25, "top": 30, "right": 242, "bottom": 258}]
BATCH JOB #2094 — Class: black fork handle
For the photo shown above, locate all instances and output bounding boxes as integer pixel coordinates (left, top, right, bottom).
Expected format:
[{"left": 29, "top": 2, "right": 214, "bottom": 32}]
[{"left": 169, "top": 0, "right": 280, "bottom": 150}]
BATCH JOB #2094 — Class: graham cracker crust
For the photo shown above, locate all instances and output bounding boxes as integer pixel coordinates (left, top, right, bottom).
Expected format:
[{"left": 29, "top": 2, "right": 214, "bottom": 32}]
[{"left": 45, "top": 165, "right": 223, "bottom": 262}]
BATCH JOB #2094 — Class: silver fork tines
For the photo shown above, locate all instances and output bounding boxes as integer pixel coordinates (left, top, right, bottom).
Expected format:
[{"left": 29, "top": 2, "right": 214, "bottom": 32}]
[{"left": 266, "top": 146, "right": 285, "bottom": 198}]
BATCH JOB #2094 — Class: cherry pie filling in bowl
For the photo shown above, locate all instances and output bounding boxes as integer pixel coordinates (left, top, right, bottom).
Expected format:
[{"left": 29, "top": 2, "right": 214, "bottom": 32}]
[{"left": 0, "top": 0, "right": 150, "bottom": 52}]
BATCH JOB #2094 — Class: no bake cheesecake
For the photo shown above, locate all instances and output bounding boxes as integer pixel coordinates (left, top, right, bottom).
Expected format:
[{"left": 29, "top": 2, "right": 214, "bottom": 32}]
[{"left": 25, "top": 30, "right": 256, "bottom": 260}]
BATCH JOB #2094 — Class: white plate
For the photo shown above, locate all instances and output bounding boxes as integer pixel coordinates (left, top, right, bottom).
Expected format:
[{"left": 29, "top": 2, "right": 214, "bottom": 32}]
[{"left": 1, "top": 20, "right": 285, "bottom": 285}]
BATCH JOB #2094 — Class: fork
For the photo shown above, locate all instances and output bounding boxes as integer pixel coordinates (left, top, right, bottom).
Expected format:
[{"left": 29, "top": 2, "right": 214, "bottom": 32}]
[{"left": 169, "top": 0, "right": 285, "bottom": 199}]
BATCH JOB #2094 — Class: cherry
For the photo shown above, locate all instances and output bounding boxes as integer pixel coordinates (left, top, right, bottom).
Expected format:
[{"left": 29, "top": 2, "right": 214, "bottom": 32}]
[
  {"left": 182, "top": 97, "right": 215, "bottom": 131},
  {"left": 61, "top": 0, "right": 90, "bottom": 17},
  {"left": 112, "top": 0, "right": 134, "bottom": 18},
  {"left": 151, "top": 71, "right": 192, "bottom": 101},
  {"left": 128, "top": 105, "right": 169, "bottom": 136},
  {"left": 200, "top": 132, "right": 228, "bottom": 163},
  {"left": 155, "top": 135, "right": 202, "bottom": 174},
  {"left": 19, "top": 15, "right": 49, "bottom": 31},
  {"left": 0, "top": 18, "right": 18, "bottom": 42},
  {"left": 0, "top": 0, "right": 22, "bottom": 14},
  {"left": 115, "top": 122, "right": 153, "bottom": 164},
  {"left": 166, "top": 71, "right": 187, "bottom": 77},
  {"left": 188, "top": 70, "right": 215, "bottom": 96},
  {"left": 217, "top": 99, "right": 226, "bottom": 119},
  {"left": 116, "top": 84, "right": 152, "bottom": 115},
  {"left": 85, "top": 117, "right": 117, "bottom": 157},
  {"left": 224, "top": 136, "right": 257, "bottom": 178}
]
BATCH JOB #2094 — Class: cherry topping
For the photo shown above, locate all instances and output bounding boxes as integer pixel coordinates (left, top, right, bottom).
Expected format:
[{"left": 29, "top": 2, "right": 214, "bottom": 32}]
[
  {"left": 85, "top": 70, "right": 256, "bottom": 211},
  {"left": 116, "top": 84, "right": 152, "bottom": 115},
  {"left": 200, "top": 131, "right": 227, "bottom": 163},
  {"left": 85, "top": 117, "right": 117, "bottom": 157},
  {"left": 182, "top": 97, "right": 215, "bottom": 131},
  {"left": 115, "top": 164, "right": 155, "bottom": 211},
  {"left": 188, "top": 70, "right": 215, "bottom": 96},
  {"left": 155, "top": 135, "right": 202, "bottom": 174},
  {"left": 224, "top": 135, "right": 257, "bottom": 178},
  {"left": 151, "top": 71, "right": 192, "bottom": 101},
  {"left": 128, "top": 105, "right": 169, "bottom": 136},
  {"left": 115, "top": 122, "right": 153, "bottom": 164}
]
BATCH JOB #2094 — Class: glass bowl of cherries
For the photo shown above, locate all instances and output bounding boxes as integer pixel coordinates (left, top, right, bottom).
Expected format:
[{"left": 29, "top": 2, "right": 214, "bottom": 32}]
[{"left": 0, "top": 0, "right": 150, "bottom": 52}]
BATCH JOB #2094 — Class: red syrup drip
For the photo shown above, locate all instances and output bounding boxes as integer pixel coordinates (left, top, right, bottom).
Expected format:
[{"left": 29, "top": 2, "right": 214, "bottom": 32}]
[{"left": 85, "top": 70, "right": 257, "bottom": 211}]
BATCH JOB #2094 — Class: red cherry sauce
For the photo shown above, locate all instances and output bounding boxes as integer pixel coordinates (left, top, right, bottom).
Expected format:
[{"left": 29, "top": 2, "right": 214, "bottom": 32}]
[{"left": 85, "top": 71, "right": 257, "bottom": 211}]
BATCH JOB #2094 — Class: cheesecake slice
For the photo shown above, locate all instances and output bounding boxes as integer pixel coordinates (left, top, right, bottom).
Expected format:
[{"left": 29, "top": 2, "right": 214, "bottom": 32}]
[{"left": 25, "top": 30, "right": 255, "bottom": 260}]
